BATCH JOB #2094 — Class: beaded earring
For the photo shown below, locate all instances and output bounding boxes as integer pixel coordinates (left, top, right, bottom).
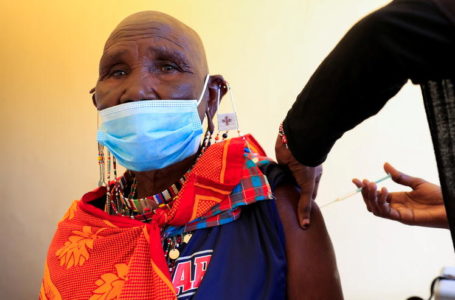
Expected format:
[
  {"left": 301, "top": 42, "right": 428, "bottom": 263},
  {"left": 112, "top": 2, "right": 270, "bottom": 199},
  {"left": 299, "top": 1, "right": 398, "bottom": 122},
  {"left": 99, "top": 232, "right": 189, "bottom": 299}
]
[
  {"left": 97, "top": 143, "right": 106, "bottom": 187},
  {"left": 202, "top": 129, "right": 213, "bottom": 149},
  {"left": 104, "top": 149, "right": 113, "bottom": 214}
]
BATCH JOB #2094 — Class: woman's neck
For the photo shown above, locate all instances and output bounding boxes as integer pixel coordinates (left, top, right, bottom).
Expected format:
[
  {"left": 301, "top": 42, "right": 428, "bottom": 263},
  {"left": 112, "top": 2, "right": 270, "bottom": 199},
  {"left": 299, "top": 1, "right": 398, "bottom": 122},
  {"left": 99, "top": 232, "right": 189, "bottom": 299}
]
[{"left": 131, "top": 153, "right": 198, "bottom": 198}]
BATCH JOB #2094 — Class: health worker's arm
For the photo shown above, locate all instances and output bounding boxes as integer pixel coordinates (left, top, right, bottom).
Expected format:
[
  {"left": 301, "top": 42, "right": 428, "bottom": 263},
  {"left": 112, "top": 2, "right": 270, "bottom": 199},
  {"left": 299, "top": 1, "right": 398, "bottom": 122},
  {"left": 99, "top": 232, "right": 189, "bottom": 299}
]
[{"left": 278, "top": 0, "right": 455, "bottom": 227}]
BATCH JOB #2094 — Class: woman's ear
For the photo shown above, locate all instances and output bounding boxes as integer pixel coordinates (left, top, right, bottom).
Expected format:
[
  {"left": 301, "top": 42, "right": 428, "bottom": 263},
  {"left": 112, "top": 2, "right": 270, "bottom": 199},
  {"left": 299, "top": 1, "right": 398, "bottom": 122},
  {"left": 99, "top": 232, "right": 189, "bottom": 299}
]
[{"left": 206, "top": 75, "right": 228, "bottom": 119}]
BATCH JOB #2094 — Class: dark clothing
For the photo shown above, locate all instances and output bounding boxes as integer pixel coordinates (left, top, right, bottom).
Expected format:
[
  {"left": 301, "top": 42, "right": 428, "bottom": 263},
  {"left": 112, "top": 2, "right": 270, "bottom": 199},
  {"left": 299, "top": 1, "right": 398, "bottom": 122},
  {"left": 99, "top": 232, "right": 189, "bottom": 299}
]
[
  {"left": 284, "top": 0, "right": 455, "bottom": 166},
  {"left": 433, "top": 0, "right": 455, "bottom": 26},
  {"left": 172, "top": 163, "right": 289, "bottom": 300},
  {"left": 421, "top": 79, "right": 455, "bottom": 249},
  {"left": 175, "top": 201, "right": 287, "bottom": 300}
]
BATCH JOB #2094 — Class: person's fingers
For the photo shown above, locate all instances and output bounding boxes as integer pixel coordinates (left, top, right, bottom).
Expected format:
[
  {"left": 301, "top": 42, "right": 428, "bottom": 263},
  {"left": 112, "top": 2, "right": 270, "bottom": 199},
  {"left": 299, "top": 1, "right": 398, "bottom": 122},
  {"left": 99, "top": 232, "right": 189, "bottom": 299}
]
[
  {"left": 385, "top": 190, "right": 393, "bottom": 203},
  {"left": 275, "top": 135, "right": 287, "bottom": 164},
  {"left": 378, "top": 187, "right": 388, "bottom": 206},
  {"left": 361, "top": 179, "right": 369, "bottom": 198},
  {"left": 312, "top": 171, "right": 322, "bottom": 200},
  {"left": 276, "top": 134, "right": 315, "bottom": 229},
  {"left": 352, "top": 178, "right": 363, "bottom": 188},
  {"left": 353, "top": 178, "right": 375, "bottom": 212},
  {"left": 361, "top": 179, "right": 373, "bottom": 212},
  {"left": 288, "top": 159, "right": 315, "bottom": 229},
  {"left": 377, "top": 187, "right": 390, "bottom": 217},
  {"left": 298, "top": 192, "right": 312, "bottom": 229},
  {"left": 384, "top": 162, "right": 425, "bottom": 189},
  {"left": 367, "top": 181, "right": 380, "bottom": 215},
  {"left": 383, "top": 162, "right": 399, "bottom": 177}
]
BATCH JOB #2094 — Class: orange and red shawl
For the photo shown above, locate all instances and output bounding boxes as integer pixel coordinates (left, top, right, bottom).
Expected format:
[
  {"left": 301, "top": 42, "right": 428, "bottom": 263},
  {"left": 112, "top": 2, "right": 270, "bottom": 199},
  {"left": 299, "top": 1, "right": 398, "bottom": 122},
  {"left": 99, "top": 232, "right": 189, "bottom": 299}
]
[{"left": 40, "top": 135, "right": 271, "bottom": 300}]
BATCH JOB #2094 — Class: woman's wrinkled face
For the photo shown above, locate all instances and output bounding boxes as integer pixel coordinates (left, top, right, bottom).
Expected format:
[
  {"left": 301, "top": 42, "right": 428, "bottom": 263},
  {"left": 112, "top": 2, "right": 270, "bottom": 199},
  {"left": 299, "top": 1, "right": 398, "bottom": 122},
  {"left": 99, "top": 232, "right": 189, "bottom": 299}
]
[{"left": 93, "top": 15, "right": 209, "bottom": 119}]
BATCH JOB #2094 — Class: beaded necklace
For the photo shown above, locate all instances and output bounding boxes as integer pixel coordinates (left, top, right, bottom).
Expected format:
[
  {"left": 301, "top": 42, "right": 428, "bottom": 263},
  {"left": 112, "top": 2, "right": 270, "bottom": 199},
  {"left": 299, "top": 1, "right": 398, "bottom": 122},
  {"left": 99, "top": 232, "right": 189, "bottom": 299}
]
[
  {"left": 106, "top": 171, "right": 186, "bottom": 220},
  {"left": 104, "top": 167, "right": 194, "bottom": 265},
  {"left": 97, "top": 130, "right": 215, "bottom": 266}
]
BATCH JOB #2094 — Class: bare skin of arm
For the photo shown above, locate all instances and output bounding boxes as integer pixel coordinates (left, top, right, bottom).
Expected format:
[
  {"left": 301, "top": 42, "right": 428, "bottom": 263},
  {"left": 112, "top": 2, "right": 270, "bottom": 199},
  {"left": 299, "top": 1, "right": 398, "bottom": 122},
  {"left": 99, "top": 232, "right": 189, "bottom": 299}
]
[{"left": 274, "top": 184, "right": 343, "bottom": 300}]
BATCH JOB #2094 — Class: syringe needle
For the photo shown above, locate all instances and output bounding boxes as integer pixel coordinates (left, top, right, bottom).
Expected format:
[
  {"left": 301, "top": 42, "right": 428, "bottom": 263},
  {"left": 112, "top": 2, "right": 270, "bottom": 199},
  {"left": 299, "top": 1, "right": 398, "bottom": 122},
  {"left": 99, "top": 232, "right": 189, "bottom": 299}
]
[
  {"left": 320, "top": 174, "right": 391, "bottom": 208},
  {"left": 319, "top": 189, "right": 360, "bottom": 208}
]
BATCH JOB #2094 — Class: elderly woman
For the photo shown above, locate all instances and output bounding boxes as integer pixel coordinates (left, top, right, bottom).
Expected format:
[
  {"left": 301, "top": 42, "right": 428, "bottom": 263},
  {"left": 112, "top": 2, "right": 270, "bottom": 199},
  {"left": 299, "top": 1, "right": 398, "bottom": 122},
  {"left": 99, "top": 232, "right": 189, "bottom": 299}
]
[{"left": 40, "top": 11, "right": 343, "bottom": 300}]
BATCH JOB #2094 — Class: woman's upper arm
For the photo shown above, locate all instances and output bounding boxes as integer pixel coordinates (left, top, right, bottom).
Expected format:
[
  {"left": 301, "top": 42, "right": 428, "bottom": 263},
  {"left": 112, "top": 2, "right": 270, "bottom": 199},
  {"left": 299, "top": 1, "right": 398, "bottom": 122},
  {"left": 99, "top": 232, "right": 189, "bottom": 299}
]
[{"left": 274, "top": 184, "right": 343, "bottom": 300}]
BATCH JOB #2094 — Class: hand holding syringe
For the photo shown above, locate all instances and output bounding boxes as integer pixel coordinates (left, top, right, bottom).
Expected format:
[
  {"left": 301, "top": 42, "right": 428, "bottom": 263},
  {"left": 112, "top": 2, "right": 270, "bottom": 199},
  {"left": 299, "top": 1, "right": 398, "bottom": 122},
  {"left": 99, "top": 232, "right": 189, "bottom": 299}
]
[{"left": 320, "top": 174, "right": 391, "bottom": 208}]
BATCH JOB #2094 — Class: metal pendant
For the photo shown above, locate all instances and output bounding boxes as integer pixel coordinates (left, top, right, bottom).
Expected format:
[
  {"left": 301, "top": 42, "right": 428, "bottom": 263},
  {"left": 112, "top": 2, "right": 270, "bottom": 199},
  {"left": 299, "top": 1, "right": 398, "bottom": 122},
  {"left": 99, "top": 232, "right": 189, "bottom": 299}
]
[
  {"left": 183, "top": 233, "right": 192, "bottom": 244},
  {"left": 169, "top": 248, "right": 180, "bottom": 260}
]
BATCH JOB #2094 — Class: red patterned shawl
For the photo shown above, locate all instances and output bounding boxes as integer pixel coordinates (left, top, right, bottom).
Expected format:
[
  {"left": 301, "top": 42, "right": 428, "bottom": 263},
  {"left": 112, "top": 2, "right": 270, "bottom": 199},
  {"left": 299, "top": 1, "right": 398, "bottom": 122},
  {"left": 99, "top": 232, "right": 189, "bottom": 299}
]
[{"left": 40, "top": 135, "right": 271, "bottom": 300}]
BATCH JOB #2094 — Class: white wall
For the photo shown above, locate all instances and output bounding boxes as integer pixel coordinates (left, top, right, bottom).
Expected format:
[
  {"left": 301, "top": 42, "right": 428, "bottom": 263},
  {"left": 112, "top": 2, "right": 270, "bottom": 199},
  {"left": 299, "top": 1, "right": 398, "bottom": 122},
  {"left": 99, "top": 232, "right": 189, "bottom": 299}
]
[{"left": 1, "top": 0, "right": 453, "bottom": 299}]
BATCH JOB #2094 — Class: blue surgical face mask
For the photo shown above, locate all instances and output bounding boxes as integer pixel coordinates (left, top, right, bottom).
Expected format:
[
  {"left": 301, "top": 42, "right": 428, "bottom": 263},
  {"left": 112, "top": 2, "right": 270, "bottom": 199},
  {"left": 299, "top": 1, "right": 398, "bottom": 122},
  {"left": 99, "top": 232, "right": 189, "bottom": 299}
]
[{"left": 96, "top": 76, "right": 210, "bottom": 172}]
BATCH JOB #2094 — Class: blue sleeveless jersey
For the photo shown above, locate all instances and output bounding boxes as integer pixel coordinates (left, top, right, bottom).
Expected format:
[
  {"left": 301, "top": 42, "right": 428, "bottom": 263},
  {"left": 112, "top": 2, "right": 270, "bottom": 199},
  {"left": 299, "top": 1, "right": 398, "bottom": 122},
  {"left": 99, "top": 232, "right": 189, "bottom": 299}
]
[
  {"left": 86, "top": 161, "right": 289, "bottom": 299},
  {"left": 170, "top": 200, "right": 287, "bottom": 300}
]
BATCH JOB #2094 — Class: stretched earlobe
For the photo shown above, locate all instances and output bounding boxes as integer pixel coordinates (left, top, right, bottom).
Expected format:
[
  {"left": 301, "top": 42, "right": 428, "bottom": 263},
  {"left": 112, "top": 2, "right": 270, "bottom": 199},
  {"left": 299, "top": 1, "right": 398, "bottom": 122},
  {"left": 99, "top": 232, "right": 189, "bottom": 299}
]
[
  {"left": 90, "top": 88, "right": 96, "bottom": 107},
  {"left": 206, "top": 108, "right": 215, "bottom": 134},
  {"left": 207, "top": 75, "right": 228, "bottom": 103}
]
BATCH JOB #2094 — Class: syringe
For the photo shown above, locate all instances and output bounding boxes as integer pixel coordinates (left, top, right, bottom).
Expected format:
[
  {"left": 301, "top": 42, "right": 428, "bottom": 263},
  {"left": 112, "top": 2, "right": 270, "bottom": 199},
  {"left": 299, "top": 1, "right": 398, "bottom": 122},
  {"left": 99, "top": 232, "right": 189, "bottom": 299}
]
[{"left": 319, "top": 174, "right": 392, "bottom": 208}]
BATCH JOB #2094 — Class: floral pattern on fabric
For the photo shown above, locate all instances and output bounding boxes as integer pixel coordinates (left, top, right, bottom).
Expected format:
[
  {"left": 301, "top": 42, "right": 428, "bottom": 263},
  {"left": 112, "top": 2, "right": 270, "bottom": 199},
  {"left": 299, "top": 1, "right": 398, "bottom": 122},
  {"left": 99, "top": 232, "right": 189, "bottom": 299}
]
[
  {"left": 59, "top": 200, "right": 78, "bottom": 222},
  {"left": 89, "top": 263, "right": 129, "bottom": 300},
  {"left": 41, "top": 135, "right": 271, "bottom": 300},
  {"left": 55, "top": 226, "right": 105, "bottom": 269}
]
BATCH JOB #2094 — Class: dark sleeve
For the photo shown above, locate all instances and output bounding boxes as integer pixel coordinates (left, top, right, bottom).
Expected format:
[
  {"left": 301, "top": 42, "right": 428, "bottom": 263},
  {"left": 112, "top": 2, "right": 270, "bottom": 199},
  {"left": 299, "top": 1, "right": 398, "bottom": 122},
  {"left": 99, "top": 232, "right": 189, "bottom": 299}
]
[
  {"left": 284, "top": 0, "right": 455, "bottom": 166},
  {"left": 259, "top": 162, "right": 296, "bottom": 191}
]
